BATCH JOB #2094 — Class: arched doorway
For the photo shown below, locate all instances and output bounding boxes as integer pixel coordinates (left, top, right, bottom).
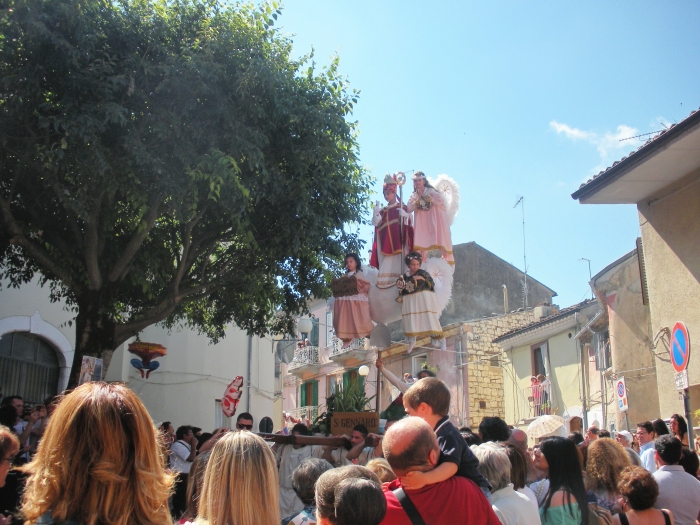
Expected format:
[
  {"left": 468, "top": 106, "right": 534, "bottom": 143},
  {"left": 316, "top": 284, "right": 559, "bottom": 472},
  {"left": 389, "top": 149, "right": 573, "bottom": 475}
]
[{"left": 0, "top": 332, "right": 60, "bottom": 404}]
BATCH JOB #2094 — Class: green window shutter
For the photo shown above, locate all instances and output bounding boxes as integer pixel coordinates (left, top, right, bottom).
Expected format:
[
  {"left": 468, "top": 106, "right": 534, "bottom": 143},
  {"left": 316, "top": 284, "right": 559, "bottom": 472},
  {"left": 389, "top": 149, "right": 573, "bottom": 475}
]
[
  {"left": 311, "top": 318, "right": 319, "bottom": 347},
  {"left": 312, "top": 380, "right": 319, "bottom": 406},
  {"left": 300, "top": 382, "right": 307, "bottom": 407},
  {"left": 343, "top": 371, "right": 350, "bottom": 390}
]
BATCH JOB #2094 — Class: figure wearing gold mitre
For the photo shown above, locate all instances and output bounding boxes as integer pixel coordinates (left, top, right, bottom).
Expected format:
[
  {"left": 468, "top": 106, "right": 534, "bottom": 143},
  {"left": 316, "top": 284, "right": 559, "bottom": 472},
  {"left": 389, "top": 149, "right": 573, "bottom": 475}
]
[{"left": 370, "top": 174, "right": 414, "bottom": 288}]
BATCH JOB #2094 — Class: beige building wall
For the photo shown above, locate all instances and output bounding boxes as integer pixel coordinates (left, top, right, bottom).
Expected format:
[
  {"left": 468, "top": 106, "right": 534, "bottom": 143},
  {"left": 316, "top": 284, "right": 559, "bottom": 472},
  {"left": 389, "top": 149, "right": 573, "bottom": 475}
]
[
  {"left": 637, "top": 169, "right": 700, "bottom": 422},
  {"left": 592, "top": 252, "right": 659, "bottom": 430},
  {"left": 502, "top": 329, "right": 584, "bottom": 427}
]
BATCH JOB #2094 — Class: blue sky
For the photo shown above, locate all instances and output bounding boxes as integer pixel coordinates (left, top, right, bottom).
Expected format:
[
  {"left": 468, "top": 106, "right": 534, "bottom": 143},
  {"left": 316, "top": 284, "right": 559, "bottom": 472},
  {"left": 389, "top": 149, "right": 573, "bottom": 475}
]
[{"left": 276, "top": 1, "right": 700, "bottom": 307}]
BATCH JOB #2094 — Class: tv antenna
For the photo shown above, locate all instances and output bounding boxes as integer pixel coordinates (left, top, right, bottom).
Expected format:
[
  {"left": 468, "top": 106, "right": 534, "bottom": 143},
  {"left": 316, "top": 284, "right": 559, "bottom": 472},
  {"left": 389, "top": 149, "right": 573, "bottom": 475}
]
[{"left": 513, "top": 196, "right": 528, "bottom": 307}]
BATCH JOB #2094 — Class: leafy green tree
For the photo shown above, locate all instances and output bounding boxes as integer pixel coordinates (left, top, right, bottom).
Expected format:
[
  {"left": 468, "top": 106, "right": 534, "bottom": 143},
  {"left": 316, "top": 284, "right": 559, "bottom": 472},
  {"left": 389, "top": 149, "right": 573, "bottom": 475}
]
[{"left": 0, "top": 0, "right": 369, "bottom": 386}]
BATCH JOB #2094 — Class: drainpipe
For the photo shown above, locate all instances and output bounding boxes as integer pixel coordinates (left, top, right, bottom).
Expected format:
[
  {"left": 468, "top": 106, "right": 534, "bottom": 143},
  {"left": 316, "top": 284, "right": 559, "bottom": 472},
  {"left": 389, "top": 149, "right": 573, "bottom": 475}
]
[
  {"left": 457, "top": 325, "right": 465, "bottom": 426},
  {"left": 247, "top": 335, "right": 253, "bottom": 413},
  {"left": 502, "top": 285, "right": 508, "bottom": 314}
]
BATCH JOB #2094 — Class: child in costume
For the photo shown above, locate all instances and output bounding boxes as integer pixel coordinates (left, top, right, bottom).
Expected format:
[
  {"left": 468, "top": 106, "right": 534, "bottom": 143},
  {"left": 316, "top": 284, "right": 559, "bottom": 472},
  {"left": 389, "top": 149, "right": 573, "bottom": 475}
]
[{"left": 398, "top": 252, "right": 445, "bottom": 353}]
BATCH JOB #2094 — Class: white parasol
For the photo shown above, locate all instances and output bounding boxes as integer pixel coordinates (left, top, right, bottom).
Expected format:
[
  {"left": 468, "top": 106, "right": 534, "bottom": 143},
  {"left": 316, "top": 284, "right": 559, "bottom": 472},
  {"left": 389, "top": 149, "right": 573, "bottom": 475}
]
[{"left": 527, "top": 414, "right": 565, "bottom": 439}]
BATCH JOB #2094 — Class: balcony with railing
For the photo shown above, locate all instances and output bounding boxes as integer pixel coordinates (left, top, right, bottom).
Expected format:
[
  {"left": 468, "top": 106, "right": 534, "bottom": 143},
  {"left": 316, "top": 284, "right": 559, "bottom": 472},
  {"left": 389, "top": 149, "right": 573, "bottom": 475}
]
[
  {"left": 284, "top": 406, "right": 320, "bottom": 428},
  {"left": 287, "top": 345, "right": 324, "bottom": 377},
  {"left": 515, "top": 381, "right": 553, "bottom": 422},
  {"left": 327, "top": 337, "right": 370, "bottom": 366}
]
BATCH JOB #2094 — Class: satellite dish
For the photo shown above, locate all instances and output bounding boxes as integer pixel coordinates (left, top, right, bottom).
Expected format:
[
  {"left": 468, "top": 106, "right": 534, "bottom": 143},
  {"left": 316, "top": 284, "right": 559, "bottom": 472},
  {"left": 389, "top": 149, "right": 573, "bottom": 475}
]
[{"left": 277, "top": 340, "right": 296, "bottom": 364}]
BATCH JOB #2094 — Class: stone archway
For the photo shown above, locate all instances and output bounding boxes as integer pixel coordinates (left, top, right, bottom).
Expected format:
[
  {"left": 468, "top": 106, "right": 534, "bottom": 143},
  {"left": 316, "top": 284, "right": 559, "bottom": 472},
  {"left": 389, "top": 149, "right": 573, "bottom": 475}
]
[{"left": 0, "top": 311, "right": 74, "bottom": 391}]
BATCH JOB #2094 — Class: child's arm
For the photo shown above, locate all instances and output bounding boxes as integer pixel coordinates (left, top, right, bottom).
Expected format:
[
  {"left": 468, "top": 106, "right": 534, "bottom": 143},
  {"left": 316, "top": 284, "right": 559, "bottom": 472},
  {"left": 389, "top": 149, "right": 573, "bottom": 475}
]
[{"left": 401, "top": 461, "right": 457, "bottom": 490}]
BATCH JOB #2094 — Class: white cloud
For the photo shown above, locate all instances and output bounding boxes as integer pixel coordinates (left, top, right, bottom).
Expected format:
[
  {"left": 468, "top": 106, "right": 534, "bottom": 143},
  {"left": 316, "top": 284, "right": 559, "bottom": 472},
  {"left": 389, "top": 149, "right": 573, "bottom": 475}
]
[
  {"left": 550, "top": 120, "right": 639, "bottom": 175},
  {"left": 650, "top": 116, "right": 672, "bottom": 130}
]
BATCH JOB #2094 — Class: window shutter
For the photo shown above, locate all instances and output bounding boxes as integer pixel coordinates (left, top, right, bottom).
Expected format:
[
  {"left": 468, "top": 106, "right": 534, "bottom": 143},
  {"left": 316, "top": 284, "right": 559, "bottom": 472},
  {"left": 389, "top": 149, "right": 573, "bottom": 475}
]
[
  {"left": 311, "top": 318, "right": 319, "bottom": 347},
  {"left": 300, "top": 382, "right": 307, "bottom": 407},
  {"left": 312, "top": 380, "right": 319, "bottom": 406}
]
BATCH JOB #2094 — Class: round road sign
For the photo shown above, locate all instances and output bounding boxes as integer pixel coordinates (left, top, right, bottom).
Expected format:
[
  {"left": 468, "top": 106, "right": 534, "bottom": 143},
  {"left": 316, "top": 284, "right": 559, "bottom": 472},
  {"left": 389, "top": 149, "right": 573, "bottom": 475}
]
[
  {"left": 617, "top": 381, "right": 625, "bottom": 398},
  {"left": 670, "top": 322, "right": 690, "bottom": 373}
]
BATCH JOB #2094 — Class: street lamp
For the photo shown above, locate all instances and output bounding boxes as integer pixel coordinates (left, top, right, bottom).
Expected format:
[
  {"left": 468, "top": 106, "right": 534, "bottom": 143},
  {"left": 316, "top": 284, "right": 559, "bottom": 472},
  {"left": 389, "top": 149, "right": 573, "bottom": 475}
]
[
  {"left": 296, "top": 318, "right": 313, "bottom": 336},
  {"left": 358, "top": 365, "right": 370, "bottom": 377}
]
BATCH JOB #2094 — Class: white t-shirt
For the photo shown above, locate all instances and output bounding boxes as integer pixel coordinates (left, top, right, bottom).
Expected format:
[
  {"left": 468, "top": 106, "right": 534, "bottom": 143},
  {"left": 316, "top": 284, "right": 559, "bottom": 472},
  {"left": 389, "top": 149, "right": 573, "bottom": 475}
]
[
  {"left": 170, "top": 440, "right": 193, "bottom": 474},
  {"left": 330, "top": 446, "right": 377, "bottom": 467},
  {"left": 492, "top": 485, "right": 541, "bottom": 525}
]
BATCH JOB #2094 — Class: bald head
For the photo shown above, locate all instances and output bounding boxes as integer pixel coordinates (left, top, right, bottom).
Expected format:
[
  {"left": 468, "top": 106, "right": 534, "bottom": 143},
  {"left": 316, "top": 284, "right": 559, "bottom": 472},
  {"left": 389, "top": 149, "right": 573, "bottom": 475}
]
[
  {"left": 508, "top": 429, "right": 528, "bottom": 452},
  {"left": 383, "top": 417, "right": 439, "bottom": 476}
]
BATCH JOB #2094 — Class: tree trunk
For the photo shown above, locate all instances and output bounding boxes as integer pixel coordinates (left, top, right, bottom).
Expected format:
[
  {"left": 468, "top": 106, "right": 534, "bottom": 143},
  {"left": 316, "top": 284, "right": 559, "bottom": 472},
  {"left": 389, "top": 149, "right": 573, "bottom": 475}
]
[{"left": 68, "top": 293, "right": 117, "bottom": 388}]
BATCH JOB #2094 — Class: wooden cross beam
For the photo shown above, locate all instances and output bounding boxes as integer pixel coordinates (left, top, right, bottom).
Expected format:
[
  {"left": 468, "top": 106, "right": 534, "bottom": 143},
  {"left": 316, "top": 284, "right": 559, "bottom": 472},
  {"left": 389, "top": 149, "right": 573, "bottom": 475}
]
[{"left": 256, "top": 433, "right": 380, "bottom": 447}]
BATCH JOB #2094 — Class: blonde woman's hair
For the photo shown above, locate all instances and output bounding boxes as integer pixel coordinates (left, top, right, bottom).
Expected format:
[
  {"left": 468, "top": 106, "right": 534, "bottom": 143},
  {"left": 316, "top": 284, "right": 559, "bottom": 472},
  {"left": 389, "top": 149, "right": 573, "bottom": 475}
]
[
  {"left": 196, "top": 431, "right": 279, "bottom": 525},
  {"left": 365, "top": 458, "right": 397, "bottom": 483},
  {"left": 585, "top": 437, "right": 631, "bottom": 493},
  {"left": 0, "top": 424, "right": 19, "bottom": 458},
  {"left": 20, "top": 382, "right": 174, "bottom": 525}
]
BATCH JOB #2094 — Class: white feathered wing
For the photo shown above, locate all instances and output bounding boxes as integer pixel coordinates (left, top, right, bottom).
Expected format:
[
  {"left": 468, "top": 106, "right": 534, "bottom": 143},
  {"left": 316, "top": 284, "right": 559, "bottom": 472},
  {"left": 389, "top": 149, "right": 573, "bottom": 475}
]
[{"left": 432, "top": 174, "right": 460, "bottom": 226}]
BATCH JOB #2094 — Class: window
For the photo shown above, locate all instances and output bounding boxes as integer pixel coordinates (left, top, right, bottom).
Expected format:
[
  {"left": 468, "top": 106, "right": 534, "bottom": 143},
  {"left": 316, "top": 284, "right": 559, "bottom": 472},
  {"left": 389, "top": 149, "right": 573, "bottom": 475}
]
[
  {"left": 531, "top": 343, "right": 546, "bottom": 378},
  {"left": 328, "top": 374, "right": 342, "bottom": 396},
  {"left": 412, "top": 355, "right": 428, "bottom": 376},
  {"left": 594, "top": 332, "right": 611, "bottom": 370},
  {"left": 300, "top": 380, "right": 318, "bottom": 407},
  {"left": 0, "top": 332, "right": 59, "bottom": 404},
  {"left": 326, "top": 310, "right": 333, "bottom": 345},
  {"left": 342, "top": 369, "right": 362, "bottom": 390}
]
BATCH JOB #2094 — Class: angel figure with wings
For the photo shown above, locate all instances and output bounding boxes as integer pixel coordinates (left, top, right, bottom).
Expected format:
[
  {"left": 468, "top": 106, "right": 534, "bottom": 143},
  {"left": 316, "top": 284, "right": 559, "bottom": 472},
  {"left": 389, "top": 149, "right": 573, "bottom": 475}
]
[{"left": 406, "top": 171, "right": 458, "bottom": 267}]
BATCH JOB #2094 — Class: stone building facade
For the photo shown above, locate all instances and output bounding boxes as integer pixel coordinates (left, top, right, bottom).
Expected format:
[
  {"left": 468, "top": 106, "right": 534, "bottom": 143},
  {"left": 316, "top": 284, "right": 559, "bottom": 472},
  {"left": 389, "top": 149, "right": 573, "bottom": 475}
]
[{"left": 378, "top": 308, "right": 541, "bottom": 428}]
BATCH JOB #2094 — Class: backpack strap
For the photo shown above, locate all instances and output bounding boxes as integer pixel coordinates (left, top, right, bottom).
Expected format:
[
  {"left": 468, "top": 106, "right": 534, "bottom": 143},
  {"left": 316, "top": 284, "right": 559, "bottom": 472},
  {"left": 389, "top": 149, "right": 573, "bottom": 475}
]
[
  {"left": 618, "top": 512, "right": 629, "bottom": 525},
  {"left": 661, "top": 510, "right": 671, "bottom": 525},
  {"left": 392, "top": 487, "right": 427, "bottom": 525}
]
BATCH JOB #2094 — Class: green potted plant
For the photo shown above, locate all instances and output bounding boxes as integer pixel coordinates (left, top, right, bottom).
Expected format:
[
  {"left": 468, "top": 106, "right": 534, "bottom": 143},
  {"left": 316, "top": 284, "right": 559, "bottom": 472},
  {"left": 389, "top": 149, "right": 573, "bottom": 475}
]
[{"left": 309, "top": 378, "right": 377, "bottom": 435}]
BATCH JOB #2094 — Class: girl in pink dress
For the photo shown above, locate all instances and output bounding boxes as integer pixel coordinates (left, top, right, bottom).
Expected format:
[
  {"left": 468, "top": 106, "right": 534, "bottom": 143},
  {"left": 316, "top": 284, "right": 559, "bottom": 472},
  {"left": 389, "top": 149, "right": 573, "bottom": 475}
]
[
  {"left": 406, "top": 171, "right": 454, "bottom": 266},
  {"left": 333, "top": 253, "right": 374, "bottom": 347}
]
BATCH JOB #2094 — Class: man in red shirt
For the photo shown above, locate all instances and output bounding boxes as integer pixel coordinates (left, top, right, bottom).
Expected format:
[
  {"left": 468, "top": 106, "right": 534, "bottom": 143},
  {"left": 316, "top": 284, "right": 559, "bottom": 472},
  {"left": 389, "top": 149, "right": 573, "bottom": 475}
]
[{"left": 380, "top": 417, "right": 501, "bottom": 525}]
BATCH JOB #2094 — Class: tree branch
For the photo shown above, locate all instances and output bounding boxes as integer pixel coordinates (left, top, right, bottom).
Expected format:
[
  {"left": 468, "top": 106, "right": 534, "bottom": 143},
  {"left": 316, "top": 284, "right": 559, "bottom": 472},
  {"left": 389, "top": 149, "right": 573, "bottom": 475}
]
[
  {"left": 0, "top": 196, "right": 82, "bottom": 291},
  {"left": 173, "top": 202, "right": 210, "bottom": 292},
  {"left": 112, "top": 274, "right": 238, "bottom": 347},
  {"left": 48, "top": 180, "right": 85, "bottom": 250},
  {"left": 84, "top": 195, "right": 104, "bottom": 290},
  {"left": 107, "top": 197, "right": 162, "bottom": 283}
]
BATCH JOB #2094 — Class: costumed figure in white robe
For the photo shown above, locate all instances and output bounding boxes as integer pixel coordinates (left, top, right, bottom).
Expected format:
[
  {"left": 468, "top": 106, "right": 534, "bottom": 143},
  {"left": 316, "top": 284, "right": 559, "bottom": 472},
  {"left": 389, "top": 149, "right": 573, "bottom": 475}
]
[
  {"left": 406, "top": 171, "right": 454, "bottom": 267},
  {"left": 276, "top": 424, "right": 324, "bottom": 519},
  {"left": 398, "top": 252, "right": 445, "bottom": 354}
]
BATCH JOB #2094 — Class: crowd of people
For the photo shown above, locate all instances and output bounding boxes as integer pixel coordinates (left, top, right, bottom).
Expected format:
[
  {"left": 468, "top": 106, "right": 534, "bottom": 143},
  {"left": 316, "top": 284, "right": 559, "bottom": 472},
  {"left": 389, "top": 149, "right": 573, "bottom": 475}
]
[{"left": 0, "top": 379, "right": 697, "bottom": 525}]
